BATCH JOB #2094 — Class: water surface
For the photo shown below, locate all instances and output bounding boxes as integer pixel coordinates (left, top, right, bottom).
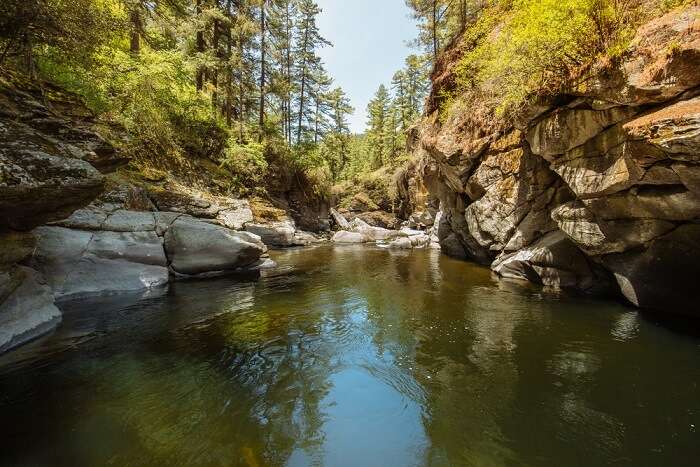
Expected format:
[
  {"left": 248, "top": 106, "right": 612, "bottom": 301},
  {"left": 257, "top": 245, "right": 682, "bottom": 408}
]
[{"left": 1, "top": 245, "right": 698, "bottom": 466}]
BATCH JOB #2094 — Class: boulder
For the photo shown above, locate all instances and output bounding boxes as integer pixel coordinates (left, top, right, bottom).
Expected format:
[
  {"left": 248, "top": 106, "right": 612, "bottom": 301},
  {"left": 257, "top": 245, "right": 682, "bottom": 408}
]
[
  {"left": 330, "top": 208, "right": 351, "bottom": 230},
  {"left": 218, "top": 199, "right": 254, "bottom": 230},
  {"left": 245, "top": 220, "right": 297, "bottom": 247},
  {"left": 0, "top": 266, "right": 61, "bottom": 353},
  {"left": 387, "top": 237, "right": 413, "bottom": 249},
  {"left": 332, "top": 231, "right": 369, "bottom": 244},
  {"left": 387, "top": 234, "right": 432, "bottom": 249},
  {"left": 292, "top": 231, "right": 324, "bottom": 246},
  {"left": 30, "top": 226, "right": 169, "bottom": 300},
  {"left": 0, "top": 120, "right": 105, "bottom": 230},
  {"left": 349, "top": 218, "right": 403, "bottom": 241},
  {"left": 166, "top": 218, "right": 266, "bottom": 276}
]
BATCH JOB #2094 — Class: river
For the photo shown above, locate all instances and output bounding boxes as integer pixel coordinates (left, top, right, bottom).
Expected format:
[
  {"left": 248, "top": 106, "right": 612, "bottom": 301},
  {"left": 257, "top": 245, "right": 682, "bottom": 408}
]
[{"left": 1, "top": 245, "right": 698, "bottom": 466}]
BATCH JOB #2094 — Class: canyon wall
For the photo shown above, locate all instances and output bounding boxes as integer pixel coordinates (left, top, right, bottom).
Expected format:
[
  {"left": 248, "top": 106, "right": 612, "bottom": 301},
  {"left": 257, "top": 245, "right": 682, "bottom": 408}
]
[{"left": 415, "top": 7, "right": 700, "bottom": 316}]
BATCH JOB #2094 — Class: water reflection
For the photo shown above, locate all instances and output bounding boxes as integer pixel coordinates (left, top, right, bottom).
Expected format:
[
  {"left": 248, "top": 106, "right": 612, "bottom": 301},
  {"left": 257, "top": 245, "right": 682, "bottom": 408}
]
[{"left": 1, "top": 245, "right": 699, "bottom": 467}]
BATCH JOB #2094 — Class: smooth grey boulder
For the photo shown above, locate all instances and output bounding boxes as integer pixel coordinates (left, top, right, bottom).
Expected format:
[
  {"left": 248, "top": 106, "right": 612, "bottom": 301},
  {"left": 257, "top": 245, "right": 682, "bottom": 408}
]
[
  {"left": 30, "top": 226, "right": 169, "bottom": 299},
  {"left": 0, "top": 266, "right": 61, "bottom": 353},
  {"left": 245, "top": 220, "right": 296, "bottom": 247},
  {"left": 349, "top": 218, "right": 403, "bottom": 241},
  {"left": 165, "top": 218, "right": 266, "bottom": 276}
]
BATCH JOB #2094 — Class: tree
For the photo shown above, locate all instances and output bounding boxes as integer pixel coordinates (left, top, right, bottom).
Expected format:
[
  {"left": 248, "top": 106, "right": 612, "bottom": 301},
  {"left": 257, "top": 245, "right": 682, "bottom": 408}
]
[
  {"left": 366, "top": 84, "right": 391, "bottom": 168},
  {"left": 294, "top": 0, "right": 330, "bottom": 144},
  {"left": 323, "top": 87, "right": 354, "bottom": 179}
]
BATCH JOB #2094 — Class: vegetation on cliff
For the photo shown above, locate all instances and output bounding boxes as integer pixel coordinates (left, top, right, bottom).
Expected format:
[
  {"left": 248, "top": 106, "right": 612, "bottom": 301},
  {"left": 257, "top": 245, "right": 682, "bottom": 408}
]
[{"left": 439, "top": 0, "right": 695, "bottom": 119}]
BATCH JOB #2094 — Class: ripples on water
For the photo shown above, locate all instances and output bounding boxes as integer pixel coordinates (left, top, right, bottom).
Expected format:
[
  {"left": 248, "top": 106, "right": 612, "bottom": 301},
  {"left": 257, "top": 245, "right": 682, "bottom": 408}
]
[{"left": 1, "top": 245, "right": 699, "bottom": 467}]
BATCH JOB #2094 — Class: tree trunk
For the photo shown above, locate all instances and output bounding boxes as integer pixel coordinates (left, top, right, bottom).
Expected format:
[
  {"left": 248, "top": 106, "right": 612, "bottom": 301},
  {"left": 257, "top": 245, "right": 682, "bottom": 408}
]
[
  {"left": 212, "top": 18, "right": 220, "bottom": 108},
  {"left": 239, "top": 34, "right": 245, "bottom": 143},
  {"left": 196, "top": 0, "right": 205, "bottom": 92},
  {"left": 314, "top": 96, "right": 320, "bottom": 143},
  {"left": 225, "top": 0, "right": 233, "bottom": 127},
  {"left": 258, "top": 0, "right": 266, "bottom": 142},
  {"left": 296, "top": 25, "right": 310, "bottom": 145},
  {"left": 130, "top": 8, "right": 142, "bottom": 55},
  {"left": 285, "top": 0, "right": 293, "bottom": 144},
  {"left": 432, "top": 0, "right": 438, "bottom": 62}
]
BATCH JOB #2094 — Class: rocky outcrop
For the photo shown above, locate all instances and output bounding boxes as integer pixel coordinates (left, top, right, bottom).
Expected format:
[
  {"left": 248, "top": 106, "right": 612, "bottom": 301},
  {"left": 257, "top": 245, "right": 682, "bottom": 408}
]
[
  {"left": 416, "top": 6, "right": 700, "bottom": 316},
  {"left": 0, "top": 72, "right": 126, "bottom": 352},
  {"left": 29, "top": 203, "right": 269, "bottom": 299}
]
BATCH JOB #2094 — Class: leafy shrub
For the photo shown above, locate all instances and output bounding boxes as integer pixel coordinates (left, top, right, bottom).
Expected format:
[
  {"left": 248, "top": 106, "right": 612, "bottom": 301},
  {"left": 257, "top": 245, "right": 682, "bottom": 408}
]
[{"left": 220, "top": 141, "right": 268, "bottom": 195}]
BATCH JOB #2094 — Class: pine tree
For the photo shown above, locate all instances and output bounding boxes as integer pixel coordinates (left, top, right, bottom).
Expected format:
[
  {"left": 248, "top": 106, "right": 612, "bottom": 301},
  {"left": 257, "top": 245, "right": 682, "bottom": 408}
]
[
  {"left": 293, "top": 0, "right": 330, "bottom": 144},
  {"left": 366, "top": 84, "right": 391, "bottom": 168}
]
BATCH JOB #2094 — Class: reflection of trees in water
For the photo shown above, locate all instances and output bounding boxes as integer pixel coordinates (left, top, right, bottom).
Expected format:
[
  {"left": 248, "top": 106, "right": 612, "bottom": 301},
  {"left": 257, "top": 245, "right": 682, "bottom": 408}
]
[
  {"left": 4, "top": 246, "right": 698, "bottom": 467},
  {"left": 336, "top": 246, "right": 526, "bottom": 465}
]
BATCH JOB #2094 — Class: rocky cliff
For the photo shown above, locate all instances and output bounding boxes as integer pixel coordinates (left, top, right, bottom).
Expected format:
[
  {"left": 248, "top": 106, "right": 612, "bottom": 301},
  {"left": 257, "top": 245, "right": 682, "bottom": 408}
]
[{"left": 414, "top": 7, "right": 700, "bottom": 316}]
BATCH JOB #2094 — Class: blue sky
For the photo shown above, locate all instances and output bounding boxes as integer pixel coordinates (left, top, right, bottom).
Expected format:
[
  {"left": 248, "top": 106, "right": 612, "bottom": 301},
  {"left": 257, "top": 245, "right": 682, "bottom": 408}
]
[{"left": 316, "top": 0, "right": 418, "bottom": 133}]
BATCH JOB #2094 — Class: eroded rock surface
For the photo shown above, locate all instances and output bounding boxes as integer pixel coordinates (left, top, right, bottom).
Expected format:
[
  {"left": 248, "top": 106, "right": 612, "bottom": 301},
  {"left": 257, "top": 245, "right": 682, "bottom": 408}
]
[{"left": 416, "top": 6, "right": 700, "bottom": 315}]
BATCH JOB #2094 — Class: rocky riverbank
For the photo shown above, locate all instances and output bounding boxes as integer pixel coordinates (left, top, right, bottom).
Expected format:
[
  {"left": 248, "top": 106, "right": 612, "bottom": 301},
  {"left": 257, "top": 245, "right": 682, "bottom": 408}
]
[
  {"left": 414, "top": 6, "right": 700, "bottom": 316},
  {"left": 0, "top": 72, "right": 327, "bottom": 353}
]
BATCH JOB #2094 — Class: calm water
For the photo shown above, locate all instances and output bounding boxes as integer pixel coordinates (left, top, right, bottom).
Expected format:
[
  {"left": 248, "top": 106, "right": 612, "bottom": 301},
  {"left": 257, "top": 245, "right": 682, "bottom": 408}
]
[{"left": 1, "top": 245, "right": 699, "bottom": 467}]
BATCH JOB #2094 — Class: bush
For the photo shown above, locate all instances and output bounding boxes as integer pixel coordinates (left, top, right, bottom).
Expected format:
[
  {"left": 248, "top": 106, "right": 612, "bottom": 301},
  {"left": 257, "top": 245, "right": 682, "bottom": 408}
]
[{"left": 219, "top": 141, "right": 268, "bottom": 195}]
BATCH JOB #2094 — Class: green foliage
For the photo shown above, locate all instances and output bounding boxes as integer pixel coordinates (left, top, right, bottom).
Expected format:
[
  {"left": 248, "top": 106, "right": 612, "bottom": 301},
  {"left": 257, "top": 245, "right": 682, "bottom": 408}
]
[
  {"left": 453, "top": 0, "right": 653, "bottom": 116},
  {"left": 220, "top": 141, "right": 268, "bottom": 194}
]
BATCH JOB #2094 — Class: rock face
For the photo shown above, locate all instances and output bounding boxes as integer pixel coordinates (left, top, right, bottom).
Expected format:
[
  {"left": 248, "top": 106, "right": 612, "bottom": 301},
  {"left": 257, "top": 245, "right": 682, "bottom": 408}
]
[
  {"left": 416, "top": 6, "right": 700, "bottom": 316},
  {"left": 0, "top": 72, "right": 126, "bottom": 353}
]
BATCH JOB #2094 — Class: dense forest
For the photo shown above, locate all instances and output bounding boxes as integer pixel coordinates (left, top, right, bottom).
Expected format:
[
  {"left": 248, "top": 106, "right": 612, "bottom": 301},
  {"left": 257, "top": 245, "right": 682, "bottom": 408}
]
[{"left": 0, "top": 0, "right": 431, "bottom": 202}]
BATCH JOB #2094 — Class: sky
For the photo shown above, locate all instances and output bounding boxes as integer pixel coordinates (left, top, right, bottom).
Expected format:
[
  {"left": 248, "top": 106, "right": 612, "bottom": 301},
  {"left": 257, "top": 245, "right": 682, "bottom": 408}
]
[{"left": 316, "top": 0, "right": 418, "bottom": 134}]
